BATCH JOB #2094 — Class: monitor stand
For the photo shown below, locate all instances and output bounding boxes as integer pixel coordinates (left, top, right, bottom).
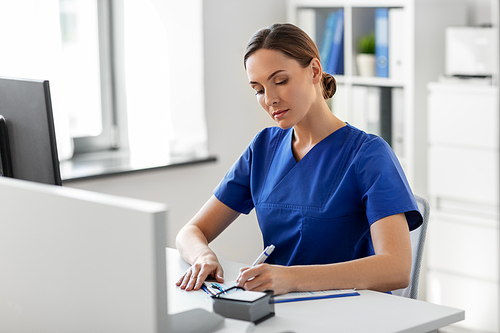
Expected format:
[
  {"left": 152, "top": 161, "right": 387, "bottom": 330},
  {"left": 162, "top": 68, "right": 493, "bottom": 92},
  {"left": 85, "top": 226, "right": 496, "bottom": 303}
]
[{"left": 169, "top": 308, "right": 224, "bottom": 333}]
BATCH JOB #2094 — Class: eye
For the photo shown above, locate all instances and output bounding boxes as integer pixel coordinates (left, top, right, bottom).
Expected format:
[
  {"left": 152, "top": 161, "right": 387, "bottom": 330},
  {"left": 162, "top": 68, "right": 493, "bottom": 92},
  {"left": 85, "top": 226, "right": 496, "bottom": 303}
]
[
  {"left": 254, "top": 88, "right": 264, "bottom": 95},
  {"left": 276, "top": 79, "right": 288, "bottom": 86}
]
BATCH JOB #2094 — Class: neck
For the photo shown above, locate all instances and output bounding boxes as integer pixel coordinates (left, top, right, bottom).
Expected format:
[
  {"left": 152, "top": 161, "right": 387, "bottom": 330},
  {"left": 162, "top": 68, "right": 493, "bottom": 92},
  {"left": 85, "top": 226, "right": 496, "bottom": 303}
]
[
  {"left": 293, "top": 100, "right": 344, "bottom": 144},
  {"left": 291, "top": 100, "right": 345, "bottom": 161}
]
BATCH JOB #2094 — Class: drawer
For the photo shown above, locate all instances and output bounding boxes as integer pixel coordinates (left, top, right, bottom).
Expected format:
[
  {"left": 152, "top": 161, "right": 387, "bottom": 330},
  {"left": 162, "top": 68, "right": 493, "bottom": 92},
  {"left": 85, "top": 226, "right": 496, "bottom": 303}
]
[
  {"left": 428, "top": 84, "right": 498, "bottom": 148},
  {"left": 427, "top": 270, "right": 499, "bottom": 332},
  {"left": 428, "top": 145, "right": 498, "bottom": 205},
  {"left": 427, "top": 212, "right": 499, "bottom": 281}
]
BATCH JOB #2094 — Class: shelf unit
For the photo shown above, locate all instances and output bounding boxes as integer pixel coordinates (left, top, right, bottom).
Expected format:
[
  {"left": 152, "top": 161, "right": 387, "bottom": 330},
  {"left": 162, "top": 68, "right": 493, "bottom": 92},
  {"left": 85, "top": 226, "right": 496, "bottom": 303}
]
[
  {"left": 425, "top": 2, "right": 500, "bottom": 331},
  {"left": 427, "top": 82, "right": 499, "bottom": 332},
  {"left": 287, "top": 0, "right": 467, "bottom": 193}
]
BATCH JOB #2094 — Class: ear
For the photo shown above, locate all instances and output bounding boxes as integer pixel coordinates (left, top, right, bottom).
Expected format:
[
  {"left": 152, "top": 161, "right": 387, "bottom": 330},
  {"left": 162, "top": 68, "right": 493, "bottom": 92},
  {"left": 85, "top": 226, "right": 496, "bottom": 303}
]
[{"left": 310, "top": 58, "right": 322, "bottom": 84}]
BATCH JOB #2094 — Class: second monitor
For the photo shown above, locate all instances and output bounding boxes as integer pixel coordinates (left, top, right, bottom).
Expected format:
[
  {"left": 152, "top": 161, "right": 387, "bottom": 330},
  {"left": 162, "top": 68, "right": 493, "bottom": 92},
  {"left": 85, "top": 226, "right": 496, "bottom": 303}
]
[{"left": 0, "top": 76, "right": 61, "bottom": 185}]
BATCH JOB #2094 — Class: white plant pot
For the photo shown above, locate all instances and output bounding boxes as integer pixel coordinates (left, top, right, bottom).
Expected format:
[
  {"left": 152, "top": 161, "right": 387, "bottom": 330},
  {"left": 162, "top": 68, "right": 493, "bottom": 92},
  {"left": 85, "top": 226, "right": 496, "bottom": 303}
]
[{"left": 356, "top": 54, "right": 376, "bottom": 77}]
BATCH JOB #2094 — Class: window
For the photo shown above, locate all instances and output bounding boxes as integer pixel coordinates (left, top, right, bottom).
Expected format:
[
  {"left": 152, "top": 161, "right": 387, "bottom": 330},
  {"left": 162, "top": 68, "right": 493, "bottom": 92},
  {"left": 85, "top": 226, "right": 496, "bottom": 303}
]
[
  {"left": 122, "top": 0, "right": 207, "bottom": 160},
  {"left": 59, "top": 0, "right": 115, "bottom": 154},
  {"left": 0, "top": 0, "right": 207, "bottom": 166},
  {"left": 59, "top": 0, "right": 102, "bottom": 137}
]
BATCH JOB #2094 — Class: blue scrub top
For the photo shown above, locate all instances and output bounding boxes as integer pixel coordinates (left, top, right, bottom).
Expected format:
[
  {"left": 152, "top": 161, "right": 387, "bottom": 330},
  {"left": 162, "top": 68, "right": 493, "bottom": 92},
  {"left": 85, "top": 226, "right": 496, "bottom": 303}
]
[{"left": 214, "top": 124, "right": 422, "bottom": 266}]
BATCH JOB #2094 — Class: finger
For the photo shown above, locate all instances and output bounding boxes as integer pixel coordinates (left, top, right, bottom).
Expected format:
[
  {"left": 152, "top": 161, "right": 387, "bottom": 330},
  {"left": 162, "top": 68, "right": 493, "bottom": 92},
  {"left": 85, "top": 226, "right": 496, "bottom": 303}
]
[
  {"left": 239, "top": 267, "right": 251, "bottom": 274},
  {"left": 194, "top": 263, "right": 223, "bottom": 289},
  {"left": 176, "top": 267, "right": 194, "bottom": 286},
  {"left": 176, "top": 272, "right": 186, "bottom": 286},
  {"left": 243, "top": 273, "right": 269, "bottom": 291},
  {"left": 237, "top": 266, "right": 259, "bottom": 287},
  {"left": 215, "top": 265, "right": 225, "bottom": 283},
  {"left": 194, "top": 269, "right": 210, "bottom": 290},
  {"left": 191, "top": 263, "right": 216, "bottom": 290},
  {"left": 236, "top": 266, "right": 250, "bottom": 283},
  {"left": 185, "top": 266, "right": 201, "bottom": 291},
  {"left": 244, "top": 274, "right": 271, "bottom": 292},
  {"left": 179, "top": 269, "right": 194, "bottom": 289}
]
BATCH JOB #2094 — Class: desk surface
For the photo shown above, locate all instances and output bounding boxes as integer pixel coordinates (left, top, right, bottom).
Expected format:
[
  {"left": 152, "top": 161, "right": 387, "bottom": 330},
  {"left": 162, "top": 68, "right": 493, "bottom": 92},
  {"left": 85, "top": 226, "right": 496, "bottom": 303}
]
[{"left": 167, "top": 248, "right": 464, "bottom": 333}]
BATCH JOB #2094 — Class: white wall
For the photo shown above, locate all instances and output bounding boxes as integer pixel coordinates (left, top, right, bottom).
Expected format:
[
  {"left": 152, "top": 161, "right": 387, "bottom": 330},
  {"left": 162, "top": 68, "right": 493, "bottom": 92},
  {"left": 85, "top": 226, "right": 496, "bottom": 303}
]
[
  {"left": 65, "top": 0, "right": 285, "bottom": 265},
  {"left": 65, "top": 0, "right": 491, "bottom": 266},
  {"left": 465, "top": 0, "right": 495, "bottom": 26}
]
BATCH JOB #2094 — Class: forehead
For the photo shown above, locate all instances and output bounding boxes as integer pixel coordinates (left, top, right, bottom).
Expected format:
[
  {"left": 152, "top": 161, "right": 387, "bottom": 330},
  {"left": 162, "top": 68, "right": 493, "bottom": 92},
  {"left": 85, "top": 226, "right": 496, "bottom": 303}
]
[{"left": 246, "top": 49, "right": 302, "bottom": 82}]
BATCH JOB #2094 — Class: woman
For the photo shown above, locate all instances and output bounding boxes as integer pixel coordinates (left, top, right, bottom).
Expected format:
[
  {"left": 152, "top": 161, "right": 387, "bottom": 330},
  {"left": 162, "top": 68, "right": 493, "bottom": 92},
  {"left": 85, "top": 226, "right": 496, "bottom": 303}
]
[{"left": 176, "top": 23, "right": 422, "bottom": 295}]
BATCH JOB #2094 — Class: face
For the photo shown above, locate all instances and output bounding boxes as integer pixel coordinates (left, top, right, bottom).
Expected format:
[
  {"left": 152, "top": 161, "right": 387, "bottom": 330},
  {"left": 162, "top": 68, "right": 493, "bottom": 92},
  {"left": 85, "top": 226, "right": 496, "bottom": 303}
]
[{"left": 246, "top": 49, "right": 320, "bottom": 129}]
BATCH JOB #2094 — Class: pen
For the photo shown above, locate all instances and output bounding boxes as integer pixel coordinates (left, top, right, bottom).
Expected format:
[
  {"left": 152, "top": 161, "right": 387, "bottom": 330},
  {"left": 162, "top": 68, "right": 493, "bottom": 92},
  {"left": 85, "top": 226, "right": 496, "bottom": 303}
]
[
  {"left": 251, "top": 244, "right": 275, "bottom": 266},
  {"left": 201, "top": 284, "right": 216, "bottom": 296},
  {"left": 211, "top": 283, "right": 224, "bottom": 292},
  {"left": 236, "top": 244, "right": 275, "bottom": 284}
]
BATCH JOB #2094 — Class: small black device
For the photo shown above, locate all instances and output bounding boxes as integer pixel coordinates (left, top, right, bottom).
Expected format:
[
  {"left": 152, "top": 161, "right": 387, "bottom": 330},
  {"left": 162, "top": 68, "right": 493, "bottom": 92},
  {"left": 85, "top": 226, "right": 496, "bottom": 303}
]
[{"left": 212, "top": 289, "right": 275, "bottom": 324}]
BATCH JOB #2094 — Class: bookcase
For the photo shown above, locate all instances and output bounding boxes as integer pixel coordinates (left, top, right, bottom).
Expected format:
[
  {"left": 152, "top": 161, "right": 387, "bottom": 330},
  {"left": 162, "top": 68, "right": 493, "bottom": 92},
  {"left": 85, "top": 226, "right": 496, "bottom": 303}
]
[{"left": 287, "top": 0, "right": 467, "bottom": 193}]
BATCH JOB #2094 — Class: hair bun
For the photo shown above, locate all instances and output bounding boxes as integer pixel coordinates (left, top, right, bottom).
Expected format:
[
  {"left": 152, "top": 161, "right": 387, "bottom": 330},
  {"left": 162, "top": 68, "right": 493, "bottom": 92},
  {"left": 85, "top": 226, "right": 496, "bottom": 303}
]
[{"left": 321, "top": 72, "right": 337, "bottom": 100}]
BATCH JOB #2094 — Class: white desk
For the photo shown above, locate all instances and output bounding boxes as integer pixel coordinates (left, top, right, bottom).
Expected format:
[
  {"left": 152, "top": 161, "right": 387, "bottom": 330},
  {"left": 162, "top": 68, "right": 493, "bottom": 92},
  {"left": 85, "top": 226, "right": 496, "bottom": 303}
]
[{"left": 167, "top": 248, "right": 464, "bottom": 333}]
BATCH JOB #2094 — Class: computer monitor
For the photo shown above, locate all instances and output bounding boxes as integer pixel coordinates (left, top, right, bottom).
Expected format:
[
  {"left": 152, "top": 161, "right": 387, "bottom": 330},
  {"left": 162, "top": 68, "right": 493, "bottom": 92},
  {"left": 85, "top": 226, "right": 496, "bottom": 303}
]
[
  {"left": 0, "top": 76, "right": 61, "bottom": 185},
  {"left": 0, "top": 177, "right": 168, "bottom": 332}
]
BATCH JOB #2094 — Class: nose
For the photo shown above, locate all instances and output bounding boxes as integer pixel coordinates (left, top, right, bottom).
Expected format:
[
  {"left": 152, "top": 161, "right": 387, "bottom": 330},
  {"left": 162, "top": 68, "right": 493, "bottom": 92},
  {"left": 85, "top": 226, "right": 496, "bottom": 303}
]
[{"left": 265, "top": 90, "right": 279, "bottom": 106}]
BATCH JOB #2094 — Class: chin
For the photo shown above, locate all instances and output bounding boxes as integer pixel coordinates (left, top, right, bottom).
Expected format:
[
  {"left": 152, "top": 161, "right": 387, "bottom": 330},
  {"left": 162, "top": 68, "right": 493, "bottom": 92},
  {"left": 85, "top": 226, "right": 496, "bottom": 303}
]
[
  {"left": 276, "top": 123, "right": 293, "bottom": 130},
  {"left": 273, "top": 118, "right": 295, "bottom": 130}
]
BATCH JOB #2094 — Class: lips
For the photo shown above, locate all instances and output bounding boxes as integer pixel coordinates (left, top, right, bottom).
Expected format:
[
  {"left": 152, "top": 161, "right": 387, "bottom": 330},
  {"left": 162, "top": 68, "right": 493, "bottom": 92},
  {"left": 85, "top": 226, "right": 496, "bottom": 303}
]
[{"left": 272, "top": 109, "right": 289, "bottom": 118}]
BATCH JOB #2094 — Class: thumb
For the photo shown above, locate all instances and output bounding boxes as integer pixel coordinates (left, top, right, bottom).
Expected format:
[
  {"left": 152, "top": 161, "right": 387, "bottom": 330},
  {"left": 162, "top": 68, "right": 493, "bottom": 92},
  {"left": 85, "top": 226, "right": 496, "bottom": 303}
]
[{"left": 215, "top": 266, "right": 224, "bottom": 282}]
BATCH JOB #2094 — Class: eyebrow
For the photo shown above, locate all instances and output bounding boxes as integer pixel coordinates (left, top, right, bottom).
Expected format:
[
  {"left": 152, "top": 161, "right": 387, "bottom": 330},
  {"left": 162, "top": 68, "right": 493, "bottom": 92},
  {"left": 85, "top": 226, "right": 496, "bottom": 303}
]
[{"left": 249, "top": 69, "right": 286, "bottom": 85}]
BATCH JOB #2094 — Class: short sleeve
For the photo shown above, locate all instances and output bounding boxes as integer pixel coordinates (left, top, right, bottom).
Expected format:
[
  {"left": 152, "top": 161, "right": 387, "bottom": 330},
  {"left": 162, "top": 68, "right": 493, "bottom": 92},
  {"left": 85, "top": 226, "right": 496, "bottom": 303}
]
[
  {"left": 213, "top": 143, "right": 255, "bottom": 215},
  {"left": 356, "top": 137, "right": 422, "bottom": 231}
]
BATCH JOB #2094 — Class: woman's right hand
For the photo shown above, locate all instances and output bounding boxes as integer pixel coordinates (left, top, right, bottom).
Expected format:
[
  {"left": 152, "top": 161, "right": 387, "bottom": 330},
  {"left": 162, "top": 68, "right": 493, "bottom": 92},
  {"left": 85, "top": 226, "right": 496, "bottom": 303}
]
[
  {"left": 176, "top": 254, "right": 225, "bottom": 291},
  {"left": 176, "top": 196, "right": 240, "bottom": 291}
]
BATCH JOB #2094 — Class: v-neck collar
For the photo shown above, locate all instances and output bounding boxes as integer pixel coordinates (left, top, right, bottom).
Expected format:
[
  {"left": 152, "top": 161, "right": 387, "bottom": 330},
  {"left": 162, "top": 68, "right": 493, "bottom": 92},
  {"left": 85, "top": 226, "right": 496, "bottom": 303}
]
[
  {"left": 257, "top": 124, "right": 352, "bottom": 207},
  {"left": 288, "top": 123, "right": 349, "bottom": 164}
]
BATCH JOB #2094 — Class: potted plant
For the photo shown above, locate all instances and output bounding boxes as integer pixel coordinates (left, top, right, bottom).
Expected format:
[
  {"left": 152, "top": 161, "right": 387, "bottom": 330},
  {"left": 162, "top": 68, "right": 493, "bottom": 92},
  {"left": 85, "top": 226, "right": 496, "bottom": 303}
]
[{"left": 356, "top": 32, "right": 376, "bottom": 76}]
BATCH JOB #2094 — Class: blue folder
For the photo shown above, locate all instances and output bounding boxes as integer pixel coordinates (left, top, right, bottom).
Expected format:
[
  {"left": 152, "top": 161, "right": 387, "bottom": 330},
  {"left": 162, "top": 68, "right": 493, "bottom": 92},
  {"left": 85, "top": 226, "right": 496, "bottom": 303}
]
[
  {"left": 326, "top": 9, "right": 344, "bottom": 75},
  {"left": 319, "top": 11, "right": 338, "bottom": 73},
  {"left": 375, "top": 8, "right": 389, "bottom": 77}
]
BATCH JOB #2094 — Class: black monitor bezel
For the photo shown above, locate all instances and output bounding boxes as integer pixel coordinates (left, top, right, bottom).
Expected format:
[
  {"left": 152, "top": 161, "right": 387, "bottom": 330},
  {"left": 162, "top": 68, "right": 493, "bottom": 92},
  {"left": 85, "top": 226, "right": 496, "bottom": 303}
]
[{"left": 0, "top": 77, "right": 62, "bottom": 185}]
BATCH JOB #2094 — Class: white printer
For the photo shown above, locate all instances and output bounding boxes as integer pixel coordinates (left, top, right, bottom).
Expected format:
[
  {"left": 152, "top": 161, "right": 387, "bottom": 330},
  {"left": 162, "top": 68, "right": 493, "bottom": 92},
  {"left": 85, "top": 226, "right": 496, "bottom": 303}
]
[{"left": 445, "top": 26, "right": 495, "bottom": 77}]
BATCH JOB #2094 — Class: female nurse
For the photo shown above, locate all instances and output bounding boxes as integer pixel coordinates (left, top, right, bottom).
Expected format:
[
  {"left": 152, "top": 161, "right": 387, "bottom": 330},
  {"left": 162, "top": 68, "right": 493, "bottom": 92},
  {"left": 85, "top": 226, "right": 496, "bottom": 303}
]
[{"left": 176, "top": 23, "right": 422, "bottom": 295}]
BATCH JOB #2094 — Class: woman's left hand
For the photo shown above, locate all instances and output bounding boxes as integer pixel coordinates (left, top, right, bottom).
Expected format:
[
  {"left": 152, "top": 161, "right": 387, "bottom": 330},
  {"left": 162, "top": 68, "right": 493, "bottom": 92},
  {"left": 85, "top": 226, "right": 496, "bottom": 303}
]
[{"left": 236, "top": 264, "right": 293, "bottom": 295}]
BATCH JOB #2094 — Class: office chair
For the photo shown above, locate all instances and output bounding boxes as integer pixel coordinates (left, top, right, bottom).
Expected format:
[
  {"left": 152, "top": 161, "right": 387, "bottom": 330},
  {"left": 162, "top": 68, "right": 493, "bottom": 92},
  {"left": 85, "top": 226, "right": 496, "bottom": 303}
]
[{"left": 392, "top": 195, "right": 430, "bottom": 299}]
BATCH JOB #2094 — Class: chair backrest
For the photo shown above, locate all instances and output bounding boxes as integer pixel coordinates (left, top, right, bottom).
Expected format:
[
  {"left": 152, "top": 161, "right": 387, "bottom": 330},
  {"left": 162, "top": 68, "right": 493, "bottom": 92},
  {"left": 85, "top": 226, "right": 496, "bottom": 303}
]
[{"left": 392, "top": 195, "right": 430, "bottom": 299}]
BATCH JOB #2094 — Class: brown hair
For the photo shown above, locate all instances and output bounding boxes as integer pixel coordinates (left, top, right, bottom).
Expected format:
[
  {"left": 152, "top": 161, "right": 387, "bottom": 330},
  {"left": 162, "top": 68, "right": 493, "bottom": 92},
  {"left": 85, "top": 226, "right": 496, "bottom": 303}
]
[{"left": 244, "top": 23, "right": 336, "bottom": 100}]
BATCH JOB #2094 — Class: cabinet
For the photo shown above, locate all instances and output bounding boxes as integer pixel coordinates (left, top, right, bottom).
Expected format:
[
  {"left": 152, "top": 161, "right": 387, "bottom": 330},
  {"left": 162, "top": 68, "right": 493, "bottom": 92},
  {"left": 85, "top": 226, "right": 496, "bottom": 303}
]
[
  {"left": 427, "top": 82, "right": 499, "bottom": 332},
  {"left": 287, "top": 0, "right": 467, "bottom": 193}
]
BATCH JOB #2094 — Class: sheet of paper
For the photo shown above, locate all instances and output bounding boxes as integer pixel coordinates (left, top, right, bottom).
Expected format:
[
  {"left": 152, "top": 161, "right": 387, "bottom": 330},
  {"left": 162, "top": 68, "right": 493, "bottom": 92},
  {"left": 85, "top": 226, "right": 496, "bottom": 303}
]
[{"left": 217, "top": 290, "right": 267, "bottom": 302}]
